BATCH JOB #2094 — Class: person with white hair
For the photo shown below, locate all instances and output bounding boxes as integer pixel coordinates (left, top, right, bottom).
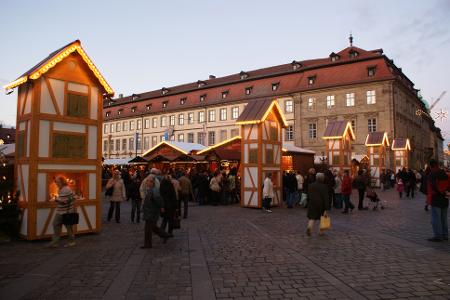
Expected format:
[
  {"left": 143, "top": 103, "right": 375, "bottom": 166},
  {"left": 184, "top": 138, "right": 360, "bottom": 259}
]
[
  {"left": 306, "top": 172, "right": 330, "bottom": 236},
  {"left": 139, "top": 168, "right": 161, "bottom": 200}
]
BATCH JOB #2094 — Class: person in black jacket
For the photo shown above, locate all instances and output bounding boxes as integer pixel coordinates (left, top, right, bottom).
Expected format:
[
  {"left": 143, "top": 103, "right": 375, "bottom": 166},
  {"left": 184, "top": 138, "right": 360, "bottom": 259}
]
[
  {"left": 324, "top": 169, "right": 336, "bottom": 208},
  {"left": 129, "top": 173, "right": 142, "bottom": 223},
  {"left": 141, "top": 177, "right": 170, "bottom": 249},
  {"left": 306, "top": 173, "right": 330, "bottom": 236},
  {"left": 159, "top": 175, "right": 178, "bottom": 237},
  {"left": 354, "top": 170, "right": 368, "bottom": 210}
]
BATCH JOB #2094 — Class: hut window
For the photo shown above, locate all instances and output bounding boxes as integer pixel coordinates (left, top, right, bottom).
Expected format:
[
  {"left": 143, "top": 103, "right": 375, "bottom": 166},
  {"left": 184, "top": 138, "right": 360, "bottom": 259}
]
[
  {"left": 222, "top": 91, "right": 229, "bottom": 99},
  {"left": 52, "top": 133, "right": 87, "bottom": 158},
  {"left": 67, "top": 93, "right": 88, "bottom": 118}
]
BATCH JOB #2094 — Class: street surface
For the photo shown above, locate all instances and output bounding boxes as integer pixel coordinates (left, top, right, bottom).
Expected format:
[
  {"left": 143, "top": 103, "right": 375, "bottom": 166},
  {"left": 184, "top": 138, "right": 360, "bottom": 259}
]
[{"left": 0, "top": 189, "right": 449, "bottom": 300}]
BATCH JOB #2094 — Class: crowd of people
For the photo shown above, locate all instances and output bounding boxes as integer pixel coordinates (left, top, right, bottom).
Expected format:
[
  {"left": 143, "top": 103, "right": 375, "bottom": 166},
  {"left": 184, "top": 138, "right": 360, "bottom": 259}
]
[{"left": 47, "top": 160, "right": 448, "bottom": 247}]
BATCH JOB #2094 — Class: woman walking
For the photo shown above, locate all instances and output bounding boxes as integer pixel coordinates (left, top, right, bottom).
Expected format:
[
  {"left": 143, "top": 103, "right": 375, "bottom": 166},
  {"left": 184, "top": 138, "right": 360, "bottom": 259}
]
[
  {"left": 160, "top": 174, "right": 178, "bottom": 237},
  {"left": 209, "top": 170, "right": 222, "bottom": 206},
  {"left": 47, "top": 176, "right": 76, "bottom": 248},
  {"left": 106, "top": 170, "right": 126, "bottom": 223},
  {"left": 306, "top": 173, "right": 330, "bottom": 236},
  {"left": 129, "top": 173, "right": 142, "bottom": 223},
  {"left": 341, "top": 170, "right": 354, "bottom": 214}
]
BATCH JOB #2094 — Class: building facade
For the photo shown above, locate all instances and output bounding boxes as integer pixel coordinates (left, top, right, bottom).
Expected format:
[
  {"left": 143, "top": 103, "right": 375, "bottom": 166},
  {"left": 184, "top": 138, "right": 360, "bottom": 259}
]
[{"left": 102, "top": 43, "right": 443, "bottom": 169}]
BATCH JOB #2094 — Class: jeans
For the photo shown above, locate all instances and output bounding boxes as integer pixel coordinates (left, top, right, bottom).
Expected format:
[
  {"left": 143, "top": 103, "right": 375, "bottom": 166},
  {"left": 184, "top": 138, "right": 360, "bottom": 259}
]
[
  {"left": 431, "top": 206, "right": 448, "bottom": 239},
  {"left": 131, "top": 198, "right": 142, "bottom": 223},
  {"left": 107, "top": 201, "right": 121, "bottom": 222},
  {"left": 358, "top": 189, "right": 365, "bottom": 209},
  {"left": 342, "top": 195, "right": 354, "bottom": 212},
  {"left": 52, "top": 213, "right": 75, "bottom": 243}
]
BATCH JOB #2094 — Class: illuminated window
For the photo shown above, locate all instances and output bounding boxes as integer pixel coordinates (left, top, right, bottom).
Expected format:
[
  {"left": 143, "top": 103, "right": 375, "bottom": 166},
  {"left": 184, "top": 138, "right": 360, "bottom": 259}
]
[
  {"left": 208, "top": 110, "right": 216, "bottom": 122},
  {"left": 110, "top": 124, "right": 114, "bottom": 133},
  {"left": 123, "top": 121, "right": 128, "bottom": 131},
  {"left": 222, "top": 91, "right": 229, "bottom": 99},
  {"left": 188, "top": 112, "right": 194, "bottom": 124},
  {"left": 180, "top": 98, "right": 187, "bottom": 105},
  {"left": 367, "top": 90, "right": 376, "bottom": 104},
  {"left": 326, "top": 95, "right": 335, "bottom": 109},
  {"left": 103, "top": 124, "right": 108, "bottom": 134},
  {"left": 308, "top": 76, "right": 316, "bottom": 85},
  {"left": 178, "top": 133, "right": 184, "bottom": 142},
  {"left": 137, "top": 119, "right": 142, "bottom": 130},
  {"left": 116, "top": 122, "right": 121, "bottom": 132},
  {"left": 144, "top": 119, "right": 150, "bottom": 129},
  {"left": 245, "top": 87, "right": 252, "bottom": 95},
  {"left": 198, "top": 111, "right": 205, "bottom": 123},
  {"left": 285, "top": 100, "right": 293, "bottom": 113},
  {"left": 307, "top": 98, "right": 316, "bottom": 111},
  {"left": 178, "top": 114, "right": 184, "bottom": 125},
  {"left": 169, "top": 115, "right": 175, "bottom": 126},
  {"left": 231, "top": 107, "right": 239, "bottom": 119},
  {"left": 160, "top": 116, "right": 167, "bottom": 127},
  {"left": 129, "top": 121, "right": 135, "bottom": 131},
  {"left": 220, "top": 108, "right": 227, "bottom": 121},
  {"left": 200, "top": 94, "right": 206, "bottom": 102},
  {"left": 308, "top": 123, "right": 317, "bottom": 139},
  {"left": 346, "top": 93, "right": 355, "bottom": 106},
  {"left": 272, "top": 83, "right": 279, "bottom": 91},
  {"left": 368, "top": 118, "right": 377, "bottom": 132}
]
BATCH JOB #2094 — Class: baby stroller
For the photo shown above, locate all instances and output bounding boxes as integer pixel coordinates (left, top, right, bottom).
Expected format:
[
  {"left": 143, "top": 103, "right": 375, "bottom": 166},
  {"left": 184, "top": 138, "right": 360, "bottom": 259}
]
[{"left": 366, "top": 188, "right": 385, "bottom": 210}]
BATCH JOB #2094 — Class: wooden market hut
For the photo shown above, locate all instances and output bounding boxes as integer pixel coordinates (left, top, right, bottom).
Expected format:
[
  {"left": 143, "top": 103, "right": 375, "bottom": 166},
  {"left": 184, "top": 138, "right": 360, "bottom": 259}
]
[
  {"left": 236, "top": 98, "right": 287, "bottom": 208},
  {"left": 141, "top": 141, "right": 207, "bottom": 172},
  {"left": 365, "top": 131, "right": 390, "bottom": 187},
  {"left": 3, "top": 40, "right": 114, "bottom": 240},
  {"left": 196, "top": 136, "right": 242, "bottom": 171},
  {"left": 322, "top": 121, "right": 356, "bottom": 171},
  {"left": 281, "top": 144, "right": 315, "bottom": 174},
  {"left": 391, "top": 138, "right": 411, "bottom": 172}
]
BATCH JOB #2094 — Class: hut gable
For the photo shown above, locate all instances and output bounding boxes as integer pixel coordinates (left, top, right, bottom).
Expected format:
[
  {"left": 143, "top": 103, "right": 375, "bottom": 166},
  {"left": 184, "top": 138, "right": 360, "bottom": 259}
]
[
  {"left": 236, "top": 98, "right": 287, "bottom": 128},
  {"left": 322, "top": 121, "right": 355, "bottom": 140},
  {"left": 365, "top": 132, "right": 390, "bottom": 146}
]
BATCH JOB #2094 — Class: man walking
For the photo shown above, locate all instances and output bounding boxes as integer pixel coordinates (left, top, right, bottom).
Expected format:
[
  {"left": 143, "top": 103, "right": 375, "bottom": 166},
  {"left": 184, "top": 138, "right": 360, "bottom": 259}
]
[
  {"left": 426, "top": 160, "right": 449, "bottom": 242},
  {"left": 178, "top": 171, "right": 194, "bottom": 218}
]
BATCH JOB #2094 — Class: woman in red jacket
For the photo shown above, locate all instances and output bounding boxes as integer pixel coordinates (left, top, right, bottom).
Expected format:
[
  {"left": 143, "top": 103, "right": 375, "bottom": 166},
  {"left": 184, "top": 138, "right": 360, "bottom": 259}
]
[{"left": 341, "top": 170, "right": 355, "bottom": 214}]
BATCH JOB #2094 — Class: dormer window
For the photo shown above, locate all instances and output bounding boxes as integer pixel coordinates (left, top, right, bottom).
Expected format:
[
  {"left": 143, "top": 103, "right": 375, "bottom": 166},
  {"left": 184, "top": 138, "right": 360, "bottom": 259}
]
[
  {"left": 308, "top": 76, "right": 316, "bottom": 85},
  {"left": 272, "top": 83, "right": 279, "bottom": 91},
  {"left": 180, "top": 97, "right": 187, "bottom": 105},
  {"left": 131, "top": 107, "right": 137, "bottom": 113},
  {"left": 118, "top": 109, "right": 123, "bottom": 115},
  {"left": 240, "top": 71, "right": 249, "bottom": 80},
  {"left": 200, "top": 94, "right": 206, "bottom": 102},
  {"left": 349, "top": 50, "right": 359, "bottom": 58},
  {"left": 367, "top": 66, "right": 376, "bottom": 77},
  {"left": 146, "top": 104, "right": 152, "bottom": 110},
  {"left": 197, "top": 80, "right": 206, "bottom": 88},
  {"left": 330, "top": 53, "right": 340, "bottom": 62},
  {"left": 162, "top": 101, "right": 168, "bottom": 108},
  {"left": 162, "top": 88, "right": 169, "bottom": 95},
  {"left": 106, "top": 111, "right": 111, "bottom": 117},
  {"left": 222, "top": 91, "right": 229, "bottom": 99},
  {"left": 131, "top": 94, "right": 139, "bottom": 100},
  {"left": 291, "top": 60, "right": 302, "bottom": 70},
  {"left": 245, "top": 87, "right": 253, "bottom": 95}
]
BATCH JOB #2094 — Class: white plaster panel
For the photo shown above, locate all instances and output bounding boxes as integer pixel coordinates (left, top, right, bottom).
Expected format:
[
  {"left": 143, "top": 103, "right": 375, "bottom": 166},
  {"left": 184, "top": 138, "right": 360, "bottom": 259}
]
[
  {"left": 21, "top": 164, "right": 29, "bottom": 202},
  {"left": 20, "top": 208, "right": 28, "bottom": 236},
  {"left": 37, "top": 173, "right": 47, "bottom": 202},
  {"left": 23, "top": 88, "right": 32, "bottom": 114},
  {"left": 244, "top": 191, "right": 256, "bottom": 206},
  {"left": 53, "top": 122, "right": 86, "bottom": 133},
  {"left": 68, "top": 82, "right": 88, "bottom": 93},
  {"left": 262, "top": 123, "right": 268, "bottom": 140},
  {"left": 89, "top": 173, "right": 96, "bottom": 199},
  {"left": 36, "top": 208, "right": 51, "bottom": 236},
  {"left": 77, "top": 208, "right": 89, "bottom": 231},
  {"left": 17, "top": 169, "right": 24, "bottom": 202},
  {"left": 90, "top": 86, "right": 98, "bottom": 120},
  {"left": 19, "top": 121, "right": 26, "bottom": 131},
  {"left": 39, "top": 120, "right": 50, "bottom": 157},
  {"left": 249, "top": 167, "right": 258, "bottom": 188},
  {"left": 88, "top": 126, "right": 97, "bottom": 159},
  {"left": 86, "top": 205, "right": 97, "bottom": 230},
  {"left": 48, "top": 78, "right": 65, "bottom": 114},
  {"left": 244, "top": 144, "right": 248, "bottom": 163},
  {"left": 26, "top": 122, "right": 30, "bottom": 157},
  {"left": 40, "top": 78, "right": 56, "bottom": 114},
  {"left": 38, "top": 164, "right": 96, "bottom": 170},
  {"left": 249, "top": 125, "right": 257, "bottom": 140},
  {"left": 274, "top": 145, "right": 280, "bottom": 164}
]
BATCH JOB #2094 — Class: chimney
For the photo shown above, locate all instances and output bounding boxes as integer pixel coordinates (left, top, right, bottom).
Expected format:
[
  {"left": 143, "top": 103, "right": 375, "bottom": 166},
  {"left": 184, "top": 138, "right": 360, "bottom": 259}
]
[
  {"left": 119, "top": 94, "right": 123, "bottom": 98},
  {"left": 209, "top": 75, "right": 216, "bottom": 79}
]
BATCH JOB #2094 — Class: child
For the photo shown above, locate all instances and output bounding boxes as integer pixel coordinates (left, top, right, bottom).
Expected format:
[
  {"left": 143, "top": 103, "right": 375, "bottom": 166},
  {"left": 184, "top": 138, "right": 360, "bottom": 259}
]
[{"left": 397, "top": 178, "right": 404, "bottom": 198}]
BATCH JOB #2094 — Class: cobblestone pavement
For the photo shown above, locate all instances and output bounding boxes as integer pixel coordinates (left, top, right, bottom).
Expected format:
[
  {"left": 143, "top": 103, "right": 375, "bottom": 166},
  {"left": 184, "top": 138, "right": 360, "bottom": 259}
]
[{"left": 0, "top": 189, "right": 449, "bottom": 299}]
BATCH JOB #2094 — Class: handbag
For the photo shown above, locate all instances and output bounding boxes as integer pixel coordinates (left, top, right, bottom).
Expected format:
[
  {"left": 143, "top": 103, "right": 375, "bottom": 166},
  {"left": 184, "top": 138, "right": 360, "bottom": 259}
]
[
  {"left": 319, "top": 214, "right": 331, "bottom": 230},
  {"left": 62, "top": 195, "right": 79, "bottom": 226},
  {"left": 105, "top": 185, "right": 114, "bottom": 196}
]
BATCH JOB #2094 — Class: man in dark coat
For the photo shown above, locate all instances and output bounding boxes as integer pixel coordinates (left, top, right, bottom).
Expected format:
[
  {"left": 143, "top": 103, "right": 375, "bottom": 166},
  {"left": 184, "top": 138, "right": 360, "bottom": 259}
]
[
  {"left": 306, "top": 173, "right": 330, "bottom": 236},
  {"left": 142, "top": 176, "right": 170, "bottom": 249},
  {"left": 159, "top": 175, "right": 178, "bottom": 237}
]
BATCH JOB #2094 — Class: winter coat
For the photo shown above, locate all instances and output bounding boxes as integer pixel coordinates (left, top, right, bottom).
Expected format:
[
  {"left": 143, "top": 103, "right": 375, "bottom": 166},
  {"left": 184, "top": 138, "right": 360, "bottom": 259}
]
[
  {"left": 341, "top": 175, "right": 352, "bottom": 195},
  {"left": 307, "top": 182, "right": 330, "bottom": 220},
  {"left": 106, "top": 178, "right": 126, "bottom": 202},
  {"left": 426, "top": 168, "right": 449, "bottom": 208},
  {"left": 263, "top": 177, "right": 274, "bottom": 199},
  {"left": 353, "top": 175, "right": 367, "bottom": 190},
  {"left": 160, "top": 178, "right": 178, "bottom": 213},
  {"left": 143, "top": 187, "right": 163, "bottom": 222}
]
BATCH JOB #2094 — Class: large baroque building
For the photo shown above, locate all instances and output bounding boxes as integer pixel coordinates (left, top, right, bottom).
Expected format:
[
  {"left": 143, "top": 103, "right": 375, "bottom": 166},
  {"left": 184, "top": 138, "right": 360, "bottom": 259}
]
[{"left": 102, "top": 41, "right": 443, "bottom": 169}]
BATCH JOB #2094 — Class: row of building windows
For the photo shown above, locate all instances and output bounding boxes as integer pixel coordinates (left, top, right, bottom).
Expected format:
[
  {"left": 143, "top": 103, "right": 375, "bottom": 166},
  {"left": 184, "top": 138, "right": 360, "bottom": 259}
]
[
  {"left": 104, "top": 106, "right": 241, "bottom": 134},
  {"left": 103, "top": 128, "right": 241, "bottom": 153},
  {"left": 307, "top": 90, "right": 376, "bottom": 110},
  {"left": 307, "top": 118, "right": 377, "bottom": 140}
]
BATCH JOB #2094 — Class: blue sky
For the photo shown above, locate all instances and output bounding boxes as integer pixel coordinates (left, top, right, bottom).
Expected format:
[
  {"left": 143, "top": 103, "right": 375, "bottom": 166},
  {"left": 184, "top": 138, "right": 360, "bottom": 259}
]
[{"left": 0, "top": 0, "right": 449, "bottom": 143}]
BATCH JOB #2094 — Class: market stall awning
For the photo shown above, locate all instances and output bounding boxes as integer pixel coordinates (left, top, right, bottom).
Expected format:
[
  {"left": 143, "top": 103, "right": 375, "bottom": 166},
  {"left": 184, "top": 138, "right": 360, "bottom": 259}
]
[{"left": 128, "top": 156, "right": 149, "bottom": 164}]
